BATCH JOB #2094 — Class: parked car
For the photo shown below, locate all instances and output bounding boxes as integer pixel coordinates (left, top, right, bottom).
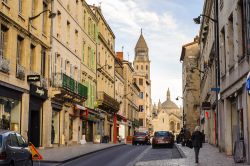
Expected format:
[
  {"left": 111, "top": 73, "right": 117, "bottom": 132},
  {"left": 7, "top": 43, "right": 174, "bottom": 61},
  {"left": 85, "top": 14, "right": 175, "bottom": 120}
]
[
  {"left": 0, "top": 130, "right": 32, "bottom": 166},
  {"left": 132, "top": 132, "right": 150, "bottom": 145},
  {"left": 152, "top": 131, "right": 174, "bottom": 148}
]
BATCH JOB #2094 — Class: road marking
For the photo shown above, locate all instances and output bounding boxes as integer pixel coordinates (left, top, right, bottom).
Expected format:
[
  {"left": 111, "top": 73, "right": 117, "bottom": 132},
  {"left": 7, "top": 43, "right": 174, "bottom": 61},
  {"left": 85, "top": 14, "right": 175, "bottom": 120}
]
[{"left": 126, "top": 146, "right": 151, "bottom": 166}]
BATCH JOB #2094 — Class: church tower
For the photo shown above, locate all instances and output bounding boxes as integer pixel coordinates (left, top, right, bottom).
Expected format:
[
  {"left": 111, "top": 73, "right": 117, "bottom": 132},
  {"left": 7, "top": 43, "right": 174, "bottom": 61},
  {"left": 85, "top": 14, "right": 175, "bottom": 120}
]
[{"left": 133, "top": 29, "right": 152, "bottom": 132}]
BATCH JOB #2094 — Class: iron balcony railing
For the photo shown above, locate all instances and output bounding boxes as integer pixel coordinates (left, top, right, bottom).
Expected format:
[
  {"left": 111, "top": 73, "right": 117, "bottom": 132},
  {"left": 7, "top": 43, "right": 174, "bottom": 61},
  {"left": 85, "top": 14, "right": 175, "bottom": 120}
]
[
  {"left": 16, "top": 64, "right": 25, "bottom": 80},
  {"left": 52, "top": 73, "right": 88, "bottom": 99}
]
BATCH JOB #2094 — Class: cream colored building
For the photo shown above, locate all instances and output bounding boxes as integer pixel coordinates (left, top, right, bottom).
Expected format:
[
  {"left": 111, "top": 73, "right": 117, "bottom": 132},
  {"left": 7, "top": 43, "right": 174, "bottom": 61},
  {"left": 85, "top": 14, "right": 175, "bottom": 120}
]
[
  {"left": 133, "top": 30, "right": 152, "bottom": 133},
  {"left": 180, "top": 37, "right": 200, "bottom": 133},
  {"left": 152, "top": 89, "right": 182, "bottom": 137},
  {"left": 50, "top": 0, "right": 97, "bottom": 146},
  {"left": 0, "top": 0, "right": 52, "bottom": 147},
  {"left": 90, "top": 5, "right": 120, "bottom": 143}
]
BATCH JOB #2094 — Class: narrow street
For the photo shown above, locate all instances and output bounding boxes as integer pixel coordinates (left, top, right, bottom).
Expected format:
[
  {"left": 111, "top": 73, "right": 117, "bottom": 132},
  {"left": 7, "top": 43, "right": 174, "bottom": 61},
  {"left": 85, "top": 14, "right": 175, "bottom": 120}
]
[{"left": 34, "top": 144, "right": 182, "bottom": 166}]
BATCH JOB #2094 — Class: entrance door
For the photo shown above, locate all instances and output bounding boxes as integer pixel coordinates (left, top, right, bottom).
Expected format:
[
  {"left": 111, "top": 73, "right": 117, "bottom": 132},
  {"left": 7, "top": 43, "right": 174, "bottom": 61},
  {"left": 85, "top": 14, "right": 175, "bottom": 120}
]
[
  {"left": 86, "top": 121, "right": 93, "bottom": 142},
  {"left": 30, "top": 110, "right": 40, "bottom": 147}
]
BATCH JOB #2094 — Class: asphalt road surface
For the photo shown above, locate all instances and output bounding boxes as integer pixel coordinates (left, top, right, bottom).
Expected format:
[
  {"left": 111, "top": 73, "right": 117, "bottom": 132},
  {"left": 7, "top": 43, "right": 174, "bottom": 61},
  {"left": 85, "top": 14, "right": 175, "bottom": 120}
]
[{"left": 34, "top": 144, "right": 182, "bottom": 166}]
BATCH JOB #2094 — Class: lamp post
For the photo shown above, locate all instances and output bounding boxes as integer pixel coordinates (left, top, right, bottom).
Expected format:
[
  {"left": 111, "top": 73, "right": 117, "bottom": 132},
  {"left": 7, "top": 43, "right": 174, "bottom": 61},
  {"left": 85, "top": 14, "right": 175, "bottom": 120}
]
[
  {"left": 176, "top": 96, "right": 185, "bottom": 128},
  {"left": 193, "top": 0, "right": 219, "bottom": 146},
  {"left": 97, "top": 64, "right": 112, "bottom": 71},
  {"left": 28, "top": 9, "right": 56, "bottom": 33}
]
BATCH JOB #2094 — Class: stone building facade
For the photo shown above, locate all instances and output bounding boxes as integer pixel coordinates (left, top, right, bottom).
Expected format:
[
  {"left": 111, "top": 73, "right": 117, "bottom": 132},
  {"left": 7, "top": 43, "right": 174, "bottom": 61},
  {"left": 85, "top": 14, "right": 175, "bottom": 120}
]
[
  {"left": 0, "top": 0, "right": 52, "bottom": 147},
  {"left": 180, "top": 37, "right": 200, "bottom": 133}
]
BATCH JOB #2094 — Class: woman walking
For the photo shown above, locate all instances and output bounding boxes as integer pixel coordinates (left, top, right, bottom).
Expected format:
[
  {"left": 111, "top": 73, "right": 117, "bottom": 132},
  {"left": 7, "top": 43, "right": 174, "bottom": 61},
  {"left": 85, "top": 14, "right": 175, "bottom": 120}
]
[{"left": 191, "top": 126, "right": 203, "bottom": 163}]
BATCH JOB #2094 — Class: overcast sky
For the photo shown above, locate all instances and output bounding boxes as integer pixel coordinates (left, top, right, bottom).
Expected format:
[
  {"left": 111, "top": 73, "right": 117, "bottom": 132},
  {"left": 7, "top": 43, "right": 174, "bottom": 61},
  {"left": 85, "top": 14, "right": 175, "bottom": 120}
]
[{"left": 86, "top": 0, "right": 204, "bottom": 107}]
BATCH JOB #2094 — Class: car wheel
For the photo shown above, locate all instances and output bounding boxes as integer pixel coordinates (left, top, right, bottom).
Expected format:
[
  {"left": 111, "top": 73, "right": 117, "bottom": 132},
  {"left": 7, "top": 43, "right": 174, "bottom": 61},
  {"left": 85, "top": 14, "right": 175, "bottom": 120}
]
[{"left": 9, "top": 161, "right": 14, "bottom": 166}]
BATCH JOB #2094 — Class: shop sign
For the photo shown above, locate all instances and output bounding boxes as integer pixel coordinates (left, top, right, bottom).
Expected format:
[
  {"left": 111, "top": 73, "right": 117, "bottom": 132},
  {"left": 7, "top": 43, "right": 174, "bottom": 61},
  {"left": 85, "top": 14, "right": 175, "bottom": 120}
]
[
  {"left": 27, "top": 75, "right": 40, "bottom": 82},
  {"left": 201, "top": 102, "right": 211, "bottom": 110},
  {"left": 30, "top": 84, "right": 48, "bottom": 99}
]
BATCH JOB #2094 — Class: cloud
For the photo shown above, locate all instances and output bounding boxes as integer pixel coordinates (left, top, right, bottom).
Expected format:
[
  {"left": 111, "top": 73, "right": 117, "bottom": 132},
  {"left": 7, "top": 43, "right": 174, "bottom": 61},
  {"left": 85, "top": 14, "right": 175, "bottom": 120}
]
[{"left": 86, "top": 0, "right": 202, "bottom": 105}]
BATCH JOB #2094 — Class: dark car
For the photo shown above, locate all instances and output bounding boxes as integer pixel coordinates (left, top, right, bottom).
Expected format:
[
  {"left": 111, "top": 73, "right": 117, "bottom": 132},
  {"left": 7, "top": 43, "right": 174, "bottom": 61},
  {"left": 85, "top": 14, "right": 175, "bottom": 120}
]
[
  {"left": 132, "top": 132, "right": 150, "bottom": 145},
  {"left": 0, "top": 130, "right": 32, "bottom": 166},
  {"left": 152, "top": 131, "right": 174, "bottom": 148}
]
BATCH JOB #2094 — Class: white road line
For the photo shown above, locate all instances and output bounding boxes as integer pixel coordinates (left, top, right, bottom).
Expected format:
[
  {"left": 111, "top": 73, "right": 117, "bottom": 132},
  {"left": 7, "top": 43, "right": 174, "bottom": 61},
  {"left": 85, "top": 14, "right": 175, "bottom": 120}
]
[{"left": 126, "top": 146, "right": 151, "bottom": 166}]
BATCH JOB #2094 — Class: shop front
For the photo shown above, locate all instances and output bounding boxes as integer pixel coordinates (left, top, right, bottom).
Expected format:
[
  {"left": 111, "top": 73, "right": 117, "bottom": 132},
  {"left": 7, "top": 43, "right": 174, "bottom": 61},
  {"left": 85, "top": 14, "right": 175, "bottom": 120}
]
[
  {"left": 0, "top": 84, "right": 23, "bottom": 133},
  {"left": 29, "top": 84, "right": 48, "bottom": 147},
  {"left": 51, "top": 101, "right": 62, "bottom": 145},
  {"left": 117, "top": 114, "right": 127, "bottom": 141}
]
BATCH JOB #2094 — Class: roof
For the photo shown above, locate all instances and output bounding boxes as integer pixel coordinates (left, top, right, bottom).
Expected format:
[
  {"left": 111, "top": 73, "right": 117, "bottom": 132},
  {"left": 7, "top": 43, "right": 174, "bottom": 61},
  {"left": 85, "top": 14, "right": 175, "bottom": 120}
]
[
  {"left": 180, "top": 37, "right": 199, "bottom": 61},
  {"left": 135, "top": 33, "right": 148, "bottom": 49}
]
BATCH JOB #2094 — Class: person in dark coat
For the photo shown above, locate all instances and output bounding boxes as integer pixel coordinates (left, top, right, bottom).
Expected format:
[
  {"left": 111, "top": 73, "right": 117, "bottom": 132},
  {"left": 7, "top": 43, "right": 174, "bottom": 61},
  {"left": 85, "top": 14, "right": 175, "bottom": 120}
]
[{"left": 191, "top": 126, "right": 203, "bottom": 163}]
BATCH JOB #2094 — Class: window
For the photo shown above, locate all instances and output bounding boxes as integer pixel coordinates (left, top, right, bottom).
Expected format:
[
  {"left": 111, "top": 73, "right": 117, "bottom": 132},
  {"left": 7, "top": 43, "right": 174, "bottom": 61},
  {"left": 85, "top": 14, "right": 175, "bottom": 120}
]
[
  {"left": 146, "top": 65, "right": 148, "bottom": 70},
  {"left": 228, "top": 14, "right": 234, "bottom": 67},
  {"left": 139, "top": 78, "right": 143, "bottom": 85},
  {"left": 67, "top": 21, "right": 70, "bottom": 44},
  {"left": 87, "top": 47, "right": 91, "bottom": 67},
  {"left": 10, "top": 134, "right": 19, "bottom": 147},
  {"left": 41, "top": 46, "right": 46, "bottom": 77},
  {"left": 141, "top": 65, "right": 143, "bottom": 70},
  {"left": 177, "top": 123, "right": 180, "bottom": 130},
  {"left": 18, "top": 0, "right": 22, "bottom": 14},
  {"left": 133, "top": 78, "right": 136, "bottom": 83},
  {"left": 163, "top": 118, "right": 164, "bottom": 123},
  {"left": 82, "top": 42, "right": 85, "bottom": 63},
  {"left": 42, "top": 2, "right": 48, "bottom": 34},
  {"left": 136, "top": 65, "right": 138, "bottom": 70},
  {"left": 139, "top": 119, "right": 143, "bottom": 126},
  {"left": 16, "top": 36, "right": 23, "bottom": 66},
  {"left": 16, "top": 133, "right": 25, "bottom": 147},
  {"left": 30, "top": 44, "right": 36, "bottom": 72},
  {"left": 83, "top": 10, "right": 86, "bottom": 29},
  {"left": 0, "top": 25, "right": 8, "bottom": 59},
  {"left": 139, "top": 105, "right": 144, "bottom": 112},
  {"left": 139, "top": 92, "right": 143, "bottom": 99}
]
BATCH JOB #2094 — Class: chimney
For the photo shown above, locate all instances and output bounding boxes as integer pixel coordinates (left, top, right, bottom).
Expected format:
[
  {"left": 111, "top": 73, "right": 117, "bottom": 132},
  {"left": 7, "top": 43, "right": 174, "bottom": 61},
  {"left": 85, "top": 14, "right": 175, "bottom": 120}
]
[{"left": 116, "top": 52, "right": 123, "bottom": 61}]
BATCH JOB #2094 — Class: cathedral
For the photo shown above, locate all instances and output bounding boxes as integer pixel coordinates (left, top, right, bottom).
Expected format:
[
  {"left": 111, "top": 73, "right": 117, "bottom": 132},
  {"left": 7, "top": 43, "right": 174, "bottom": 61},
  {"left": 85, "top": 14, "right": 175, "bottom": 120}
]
[{"left": 151, "top": 88, "right": 182, "bottom": 137}]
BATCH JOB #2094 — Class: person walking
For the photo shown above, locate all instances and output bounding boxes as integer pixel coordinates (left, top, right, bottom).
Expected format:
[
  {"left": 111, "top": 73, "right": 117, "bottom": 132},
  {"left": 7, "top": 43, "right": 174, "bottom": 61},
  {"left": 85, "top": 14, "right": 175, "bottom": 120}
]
[{"left": 191, "top": 126, "right": 203, "bottom": 163}]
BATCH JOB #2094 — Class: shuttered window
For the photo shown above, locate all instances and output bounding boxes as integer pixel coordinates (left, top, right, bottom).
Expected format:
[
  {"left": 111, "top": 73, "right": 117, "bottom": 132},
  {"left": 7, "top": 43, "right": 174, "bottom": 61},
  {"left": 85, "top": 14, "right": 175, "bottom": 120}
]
[
  {"left": 0, "top": 25, "right": 8, "bottom": 59},
  {"left": 245, "top": 0, "right": 250, "bottom": 54}
]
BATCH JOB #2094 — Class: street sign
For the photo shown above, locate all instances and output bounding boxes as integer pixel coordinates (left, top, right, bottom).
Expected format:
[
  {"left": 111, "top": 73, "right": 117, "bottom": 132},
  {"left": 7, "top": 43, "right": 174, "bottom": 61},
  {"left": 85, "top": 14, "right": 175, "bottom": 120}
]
[
  {"left": 27, "top": 75, "right": 40, "bottom": 82},
  {"left": 211, "top": 87, "right": 220, "bottom": 92},
  {"left": 28, "top": 142, "right": 43, "bottom": 160}
]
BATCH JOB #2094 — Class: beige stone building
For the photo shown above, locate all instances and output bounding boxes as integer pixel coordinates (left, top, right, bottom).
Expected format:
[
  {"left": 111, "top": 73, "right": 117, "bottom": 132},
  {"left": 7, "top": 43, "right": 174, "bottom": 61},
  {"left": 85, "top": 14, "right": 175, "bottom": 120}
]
[
  {"left": 133, "top": 30, "right": 152, "bottom": 133},
  {"left": 151, "top": 89, "right": 182, "bottom": 137},
  {"left": 90, "top": 5, "right": 120, "bottom": 143},
  {"left": 0, "top": 0, "right": 52, "bottom": 147},
  {"left": 180, "top": 37, "right": 200, "bottom": 133},
  {"left": 50, "top": 0, "right": 97, "bottom": 146}
]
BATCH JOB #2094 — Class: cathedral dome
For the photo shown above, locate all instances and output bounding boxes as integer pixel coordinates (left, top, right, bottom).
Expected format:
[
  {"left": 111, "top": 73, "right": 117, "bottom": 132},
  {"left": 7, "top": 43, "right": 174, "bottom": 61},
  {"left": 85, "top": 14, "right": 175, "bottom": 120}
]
[{"left": 161, "top": 88, "right": 179, "bottom": 109}]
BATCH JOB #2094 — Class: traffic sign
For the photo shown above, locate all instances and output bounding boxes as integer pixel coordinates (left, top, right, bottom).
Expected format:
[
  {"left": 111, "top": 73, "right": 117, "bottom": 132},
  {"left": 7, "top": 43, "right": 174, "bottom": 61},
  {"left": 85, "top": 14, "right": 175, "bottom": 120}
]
[
  {"left": 211, "top": 87, "right": 220, "bottom": 92},
  {"left": 28, "top": 142, "right": 43, "bottom": 160}
]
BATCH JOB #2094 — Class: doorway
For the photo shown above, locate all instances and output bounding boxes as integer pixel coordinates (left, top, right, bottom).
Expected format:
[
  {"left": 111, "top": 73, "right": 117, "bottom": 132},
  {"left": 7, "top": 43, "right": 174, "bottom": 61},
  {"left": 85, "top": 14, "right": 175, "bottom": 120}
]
[{"left": 30, "top": 110, "right": 40, "bottom": 147}]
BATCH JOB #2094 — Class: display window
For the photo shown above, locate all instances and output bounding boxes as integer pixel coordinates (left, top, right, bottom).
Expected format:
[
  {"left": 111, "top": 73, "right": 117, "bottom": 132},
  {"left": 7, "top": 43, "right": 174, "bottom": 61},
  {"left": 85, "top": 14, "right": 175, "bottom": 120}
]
[{"left": 0, "top": 97, "right": 21, "bottom": 132}]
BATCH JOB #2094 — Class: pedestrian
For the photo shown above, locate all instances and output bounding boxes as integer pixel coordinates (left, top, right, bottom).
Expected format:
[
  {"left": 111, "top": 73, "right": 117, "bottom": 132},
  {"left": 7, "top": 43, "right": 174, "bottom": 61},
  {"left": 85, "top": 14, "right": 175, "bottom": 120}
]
[{"left": 191, "top": 126, "right": 203, "bottom": 163}]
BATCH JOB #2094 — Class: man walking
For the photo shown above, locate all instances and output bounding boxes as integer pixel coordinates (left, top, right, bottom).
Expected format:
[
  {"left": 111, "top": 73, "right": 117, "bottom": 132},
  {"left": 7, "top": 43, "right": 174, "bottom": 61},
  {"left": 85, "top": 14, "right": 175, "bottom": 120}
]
[{"left": 191, "top": 126, "right": 203, "bottom": 163}]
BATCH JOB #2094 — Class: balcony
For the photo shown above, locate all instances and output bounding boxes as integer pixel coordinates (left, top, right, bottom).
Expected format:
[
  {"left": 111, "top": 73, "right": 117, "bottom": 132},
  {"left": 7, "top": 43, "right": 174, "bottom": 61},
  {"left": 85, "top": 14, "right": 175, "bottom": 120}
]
[
  {"left": 97, "top": 91, "right": 120, "bottom": 113},
  {"left": 0, "top": 58, "right": 10, "bottom": 73},
  {"left": 16, "top": 64, "right": 25, "bottom": 80},
  {"left": 52, "top": 73, "right": 88, "bottom": 100}
]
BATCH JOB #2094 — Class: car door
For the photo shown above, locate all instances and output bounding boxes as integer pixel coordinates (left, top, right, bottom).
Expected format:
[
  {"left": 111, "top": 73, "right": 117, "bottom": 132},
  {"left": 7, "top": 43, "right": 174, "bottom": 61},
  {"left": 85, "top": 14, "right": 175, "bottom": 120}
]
[
  {"left": 9, "top": 133, "right": 23, "bottom": 166},
  {"left": 16, "top": 133, "right": 30, "bottom": 164}
]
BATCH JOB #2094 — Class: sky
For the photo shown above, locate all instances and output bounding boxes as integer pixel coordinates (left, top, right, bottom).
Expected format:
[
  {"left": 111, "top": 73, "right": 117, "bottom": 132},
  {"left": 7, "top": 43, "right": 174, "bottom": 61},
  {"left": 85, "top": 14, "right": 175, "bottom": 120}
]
[{"left": 86, "top": 0, "right": 204, "bottom": 107}]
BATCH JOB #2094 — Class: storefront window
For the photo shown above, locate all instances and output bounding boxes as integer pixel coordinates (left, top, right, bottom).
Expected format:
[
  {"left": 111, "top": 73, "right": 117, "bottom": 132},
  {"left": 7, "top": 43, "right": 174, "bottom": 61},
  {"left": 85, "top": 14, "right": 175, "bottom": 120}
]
[
  {"left": 0, "top": 97, "right": 20, "bottom": 132},
  {"left": 52, "top": 110, "right": 59, "bottom": 144}
]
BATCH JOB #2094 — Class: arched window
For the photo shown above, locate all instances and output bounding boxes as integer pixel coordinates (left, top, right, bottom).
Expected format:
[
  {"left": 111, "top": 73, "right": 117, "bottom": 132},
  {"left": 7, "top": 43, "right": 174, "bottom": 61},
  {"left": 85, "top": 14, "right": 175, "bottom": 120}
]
[
  {"left": 170, "top": 121, "right": 175, "bottom": 132},
  {"left": 177, "top": 123, "right": 180, "bottom": 130},
  {"left": 141, "top": 65, "right": 143, "bottom": 70},
  {"left": 146, "top": 65, "right": 148, "bottom": 70}
]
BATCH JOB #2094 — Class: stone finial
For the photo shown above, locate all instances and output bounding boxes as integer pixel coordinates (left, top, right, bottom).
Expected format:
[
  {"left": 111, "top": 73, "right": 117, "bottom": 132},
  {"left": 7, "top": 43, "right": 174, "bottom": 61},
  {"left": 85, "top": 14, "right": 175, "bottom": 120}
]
[{"left": 167, "top": 88, "right": 170, "bottom": 100}]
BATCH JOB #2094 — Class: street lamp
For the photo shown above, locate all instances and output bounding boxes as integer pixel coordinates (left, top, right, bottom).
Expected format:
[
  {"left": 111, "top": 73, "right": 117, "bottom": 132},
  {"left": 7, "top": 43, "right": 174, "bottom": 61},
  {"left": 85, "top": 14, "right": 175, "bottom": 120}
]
[
  {"left": 28, "top": 9, "right": 56, "bottom": 32},
  {"left": 176, "top": 96, "right": 185, "bottom": 128},
  {"left": 190, "top": 67, "right": 204, "bottom": 74},
  {"left": 193, "top": 0, "right": 219, "bottom": 146},
  {"left": 97, "top": 64, "right": 112, "bottom": 71}
]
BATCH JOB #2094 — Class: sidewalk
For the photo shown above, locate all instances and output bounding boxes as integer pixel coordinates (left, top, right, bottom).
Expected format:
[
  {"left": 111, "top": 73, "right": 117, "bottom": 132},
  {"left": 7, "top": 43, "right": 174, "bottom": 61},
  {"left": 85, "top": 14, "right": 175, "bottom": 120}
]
[
  {"left": 34, "top": 143, "right": 125, "bottom": 163},
  {"left": 136, "top": 143, "right": 248, "bottom": 166}
]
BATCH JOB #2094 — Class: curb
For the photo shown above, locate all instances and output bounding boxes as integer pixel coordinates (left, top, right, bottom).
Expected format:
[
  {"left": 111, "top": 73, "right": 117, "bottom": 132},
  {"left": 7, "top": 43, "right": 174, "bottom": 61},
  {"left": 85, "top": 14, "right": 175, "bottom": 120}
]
[
  {"left": 175, "top": 143, "right": 186, "bottom": 158},
  {"left": 34, "top": 143, "right": 126, "bottom": 164}
]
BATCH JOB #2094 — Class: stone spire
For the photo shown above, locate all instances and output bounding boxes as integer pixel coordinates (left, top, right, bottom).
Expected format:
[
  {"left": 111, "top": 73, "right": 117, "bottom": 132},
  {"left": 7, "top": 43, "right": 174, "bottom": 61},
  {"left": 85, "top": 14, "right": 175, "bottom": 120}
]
[
  {"left": 167, "top": 88, "right": 170, "bottom": 100},
  {"left": 134, "top": 29, "right": 149, "bottom": 62}
]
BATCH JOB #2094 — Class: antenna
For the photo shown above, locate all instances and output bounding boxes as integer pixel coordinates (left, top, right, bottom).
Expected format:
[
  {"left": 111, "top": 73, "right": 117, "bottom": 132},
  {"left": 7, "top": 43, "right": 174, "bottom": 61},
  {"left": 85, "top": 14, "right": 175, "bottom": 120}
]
[
  {"left": 99, "top": 1, "right": 102, "bottom": 8},
  {"left": 122, "top": 46, "right": 124, "bottom": 52},
  {"left": 127, "top": 52, "right": 130, "bottom": 61}
]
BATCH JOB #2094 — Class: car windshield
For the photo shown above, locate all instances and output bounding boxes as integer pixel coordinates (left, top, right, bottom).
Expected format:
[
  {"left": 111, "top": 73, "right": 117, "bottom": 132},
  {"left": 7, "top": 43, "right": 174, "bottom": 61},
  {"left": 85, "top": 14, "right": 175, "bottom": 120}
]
[
  {"left": 135, "top": 132, "right": 146, "bottom": 136},
  {"left": 154, "top": 131, "right": 169, "bottom": 137}
]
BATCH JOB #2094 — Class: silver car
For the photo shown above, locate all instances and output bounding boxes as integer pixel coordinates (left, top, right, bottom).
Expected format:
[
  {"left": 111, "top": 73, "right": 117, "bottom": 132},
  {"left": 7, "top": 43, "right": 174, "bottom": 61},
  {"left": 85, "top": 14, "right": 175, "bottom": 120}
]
[{"left": 0, "top": 130, "right": 32, "bottom": 166}]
